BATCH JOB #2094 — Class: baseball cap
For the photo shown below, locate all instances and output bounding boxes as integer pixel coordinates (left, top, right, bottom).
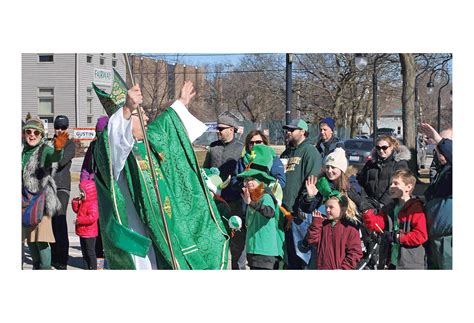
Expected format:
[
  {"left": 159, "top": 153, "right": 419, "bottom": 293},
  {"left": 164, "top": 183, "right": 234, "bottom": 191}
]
[{"left": 283, "top": 119, "right": 309, "bottom": 132}]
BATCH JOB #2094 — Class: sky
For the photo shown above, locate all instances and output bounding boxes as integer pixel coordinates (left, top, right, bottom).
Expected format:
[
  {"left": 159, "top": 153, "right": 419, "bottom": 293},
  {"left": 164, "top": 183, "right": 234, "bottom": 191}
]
[{"left": 141, "top": 53, "right": 246, "bottom": 67}]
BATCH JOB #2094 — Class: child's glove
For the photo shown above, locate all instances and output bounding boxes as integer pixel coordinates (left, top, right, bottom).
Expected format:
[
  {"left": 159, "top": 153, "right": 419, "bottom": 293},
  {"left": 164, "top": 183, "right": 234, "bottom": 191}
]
[{"left": 54, "top": 131, "right": 69, "bottom": 150}]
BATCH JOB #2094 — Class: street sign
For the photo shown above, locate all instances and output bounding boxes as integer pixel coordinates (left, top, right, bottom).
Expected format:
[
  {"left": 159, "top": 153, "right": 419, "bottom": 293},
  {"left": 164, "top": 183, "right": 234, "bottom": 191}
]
[{"left": 73, "top": 128, "right": 96, "bottom": 140}]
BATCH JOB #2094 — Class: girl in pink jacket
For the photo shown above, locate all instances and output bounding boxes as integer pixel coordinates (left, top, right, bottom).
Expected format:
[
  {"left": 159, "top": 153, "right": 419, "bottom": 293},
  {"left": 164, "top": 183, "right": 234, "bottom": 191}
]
[{"left": 72, "top": 180, "right": 99, "bottom": 269}]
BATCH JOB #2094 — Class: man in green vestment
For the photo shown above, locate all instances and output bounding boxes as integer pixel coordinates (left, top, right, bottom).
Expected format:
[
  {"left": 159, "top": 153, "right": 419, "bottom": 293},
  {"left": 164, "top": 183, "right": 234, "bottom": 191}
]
[{"left": 93, "top": 80, "right": 230, "bottom": 269}]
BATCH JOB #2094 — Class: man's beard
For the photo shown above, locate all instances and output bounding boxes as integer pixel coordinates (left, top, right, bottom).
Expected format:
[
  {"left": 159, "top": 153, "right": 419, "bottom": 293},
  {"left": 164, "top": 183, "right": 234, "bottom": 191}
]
[{"left": 249, "top": 182, "right": 265, "bottom": 202}]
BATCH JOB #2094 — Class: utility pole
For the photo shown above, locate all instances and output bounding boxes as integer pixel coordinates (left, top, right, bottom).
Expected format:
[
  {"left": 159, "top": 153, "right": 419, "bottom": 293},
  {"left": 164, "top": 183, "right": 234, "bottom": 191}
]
[{"left": 285, "top": 53, "right": 293, "bottom": 124}]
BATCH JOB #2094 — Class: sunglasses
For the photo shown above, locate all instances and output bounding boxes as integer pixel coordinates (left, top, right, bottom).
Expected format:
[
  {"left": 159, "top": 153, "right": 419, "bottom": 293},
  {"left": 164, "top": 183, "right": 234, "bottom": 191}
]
[
  {"left": 54, "top": 126, "right": 68, "bottom": 130},
  {"left": 25, "top": 129, "right": 41, "bottom": 136},
  {"left": 249, "top": 140, "right": 263, "bottom": 145},
  {"left": 376, "top": 145, "right": 390, "bottom": 151},
  {"left": 286, "top": 128, "right": 300, "bottom": 133},
  {"left": 217, "top": 126, "right": 232, "bottom": 132}
]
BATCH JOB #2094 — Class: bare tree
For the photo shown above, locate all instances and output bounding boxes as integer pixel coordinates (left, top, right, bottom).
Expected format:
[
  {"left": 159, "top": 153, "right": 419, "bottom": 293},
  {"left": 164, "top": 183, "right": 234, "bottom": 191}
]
[{"left": 400, "top": 53, "right": 418, "bottom": 173}]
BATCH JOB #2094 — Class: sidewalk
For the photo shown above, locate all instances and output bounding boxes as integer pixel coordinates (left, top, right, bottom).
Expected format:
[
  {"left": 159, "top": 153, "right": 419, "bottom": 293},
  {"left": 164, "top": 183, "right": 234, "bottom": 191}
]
[{"left": 22, "top": 235, "right": 84, "bottom": 270}]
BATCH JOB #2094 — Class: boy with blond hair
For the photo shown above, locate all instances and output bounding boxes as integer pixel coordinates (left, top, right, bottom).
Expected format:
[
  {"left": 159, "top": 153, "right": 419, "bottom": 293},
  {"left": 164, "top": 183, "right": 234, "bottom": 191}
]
[{"left": 361, "top": 169, "right": 428, "bottom": 269}]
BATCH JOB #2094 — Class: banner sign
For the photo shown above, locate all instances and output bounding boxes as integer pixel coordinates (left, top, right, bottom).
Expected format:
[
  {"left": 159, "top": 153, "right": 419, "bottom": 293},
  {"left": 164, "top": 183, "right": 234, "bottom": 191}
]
[{"left": 73, "top": 128, "right": 96, "bottom": 140}]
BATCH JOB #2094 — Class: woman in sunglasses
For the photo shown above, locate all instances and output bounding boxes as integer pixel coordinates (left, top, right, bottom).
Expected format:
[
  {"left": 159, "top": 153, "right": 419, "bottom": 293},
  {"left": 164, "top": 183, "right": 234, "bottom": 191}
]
[
  {"left": 357, "top": 135, "right": 411, "bottom": 210},
  {"left": 22, "top": 117, "right": 69, "bottom": 269}
]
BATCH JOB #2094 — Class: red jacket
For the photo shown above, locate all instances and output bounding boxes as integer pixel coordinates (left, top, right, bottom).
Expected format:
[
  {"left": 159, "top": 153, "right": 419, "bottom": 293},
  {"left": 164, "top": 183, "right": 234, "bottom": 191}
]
[
  {"left": 306, "top": 217, "right": 362, "bottom": 270},
  {"left": 72, "top": 180, "right": 99, "bottom": 238}
]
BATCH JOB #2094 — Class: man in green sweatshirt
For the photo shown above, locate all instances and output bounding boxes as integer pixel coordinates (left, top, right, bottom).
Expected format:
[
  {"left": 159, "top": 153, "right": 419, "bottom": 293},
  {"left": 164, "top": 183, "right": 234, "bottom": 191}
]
[{"left": 280, "top": 119, "right": 322, "bottom": 269}]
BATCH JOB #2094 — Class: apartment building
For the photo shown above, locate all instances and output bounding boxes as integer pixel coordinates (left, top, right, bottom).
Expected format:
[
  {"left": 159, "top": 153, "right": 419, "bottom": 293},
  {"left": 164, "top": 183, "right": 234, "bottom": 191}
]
[{"left": 22, "top": 53, "right": 126, "bottom": 137}]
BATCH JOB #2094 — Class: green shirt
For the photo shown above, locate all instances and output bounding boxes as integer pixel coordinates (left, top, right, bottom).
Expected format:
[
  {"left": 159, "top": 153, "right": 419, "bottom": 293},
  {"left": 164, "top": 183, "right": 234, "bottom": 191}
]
[
  {"left": 390, "top": 204, "right": 402, "bottom": 266},
  {"left": 280, "top": 139, "right": 321, "bottom": 213}
]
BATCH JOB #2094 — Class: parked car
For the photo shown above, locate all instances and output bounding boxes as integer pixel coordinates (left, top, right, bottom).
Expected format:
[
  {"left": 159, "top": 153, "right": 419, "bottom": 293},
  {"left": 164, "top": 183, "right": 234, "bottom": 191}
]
[{"left": 343, "top": 138, "right": 374, "bottom": 170}]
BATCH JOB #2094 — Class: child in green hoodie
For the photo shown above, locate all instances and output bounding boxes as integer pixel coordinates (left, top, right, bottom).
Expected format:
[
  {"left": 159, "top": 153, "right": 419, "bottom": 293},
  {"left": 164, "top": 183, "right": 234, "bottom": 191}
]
[{"left": 238, "top": 145, "right": 285, "bottom": 269}]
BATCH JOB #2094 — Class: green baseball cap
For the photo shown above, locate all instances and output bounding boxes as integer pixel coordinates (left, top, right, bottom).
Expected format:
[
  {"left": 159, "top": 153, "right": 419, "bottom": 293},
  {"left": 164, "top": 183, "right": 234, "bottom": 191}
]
[{"left": 283, "top": 119, "right": 309, "bottom": 132}]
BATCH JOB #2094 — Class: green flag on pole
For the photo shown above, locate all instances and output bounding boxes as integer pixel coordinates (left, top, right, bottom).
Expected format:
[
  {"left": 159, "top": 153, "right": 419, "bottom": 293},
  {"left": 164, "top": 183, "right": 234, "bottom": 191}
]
[{"left": 92, "top": 69, "right": 128, "bottom": 117}]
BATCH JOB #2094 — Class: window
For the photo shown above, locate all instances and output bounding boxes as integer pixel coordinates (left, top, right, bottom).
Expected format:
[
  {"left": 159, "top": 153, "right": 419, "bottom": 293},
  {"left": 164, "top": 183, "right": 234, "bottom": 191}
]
[
  {"left": 87, "top": 98, "right": 93, "bottom": 115},
  {"left": 100, "top": 53, "right": 105, "bottom": 65},
  {"left": 38, "top": 54, "right": 54, "bottom": 62},
  {"left": 87, "top": 87, "right": 93, "bottom": 115},
  {"left": 112, "top": 53, "right": 116, "bottom": 58},
  {"left": 112, "top": 59, "right": 117, "bottom": 67},
  {"left": 38, "top": 88, "right": 54, "bottom": 115},
  {"left": 87, "top": 115, "right": 93, "bottom": 124},
  {"left": 86, "top": 55, "right": 93, "bottom": 63}
]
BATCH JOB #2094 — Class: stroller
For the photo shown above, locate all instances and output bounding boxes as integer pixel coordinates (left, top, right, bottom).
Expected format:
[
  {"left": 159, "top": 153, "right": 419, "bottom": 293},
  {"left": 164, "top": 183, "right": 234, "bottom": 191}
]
[{"left": 357, "top": 225, "right": 390, "bottom": 270}]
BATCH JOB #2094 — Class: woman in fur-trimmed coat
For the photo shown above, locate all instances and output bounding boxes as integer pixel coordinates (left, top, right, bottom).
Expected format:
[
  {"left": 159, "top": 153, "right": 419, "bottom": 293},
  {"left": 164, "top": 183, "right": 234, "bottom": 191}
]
[
  {"left": 357, "top": 135, "right": 411, "bottom": 209},
  {"left": 22, "top": 118, "right": 67, "bottom": 269}
]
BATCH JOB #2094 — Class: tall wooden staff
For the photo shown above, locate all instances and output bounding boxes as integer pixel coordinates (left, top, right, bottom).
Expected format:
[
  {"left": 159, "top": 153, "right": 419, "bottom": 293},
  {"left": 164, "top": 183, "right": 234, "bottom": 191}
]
[{"left": 123, "top": 53, "right": 178, "bottom": 270}]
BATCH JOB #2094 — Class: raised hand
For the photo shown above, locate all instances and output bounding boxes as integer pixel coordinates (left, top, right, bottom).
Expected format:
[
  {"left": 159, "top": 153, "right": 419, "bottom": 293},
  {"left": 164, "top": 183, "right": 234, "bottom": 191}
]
[
  {"left": 312, "top": 210, "right": 324, "bottom": 219},
  {"left": 124, "top": 84, "right": 143, "bottom": 114},
  {"left": 241, "top": 187, "right": 251, "bottom": 205},
  {"left": 305, "top": 175, "right": 319, "bottom": 198},
  {"left": 179, "top": 81, "right": 196, "bottom": 107},
  {"left": 420, "top": 123, "right": 442, "bottom": 144},
  {"left": 54, "top": 131, "right": 69, "bottom": 151}
]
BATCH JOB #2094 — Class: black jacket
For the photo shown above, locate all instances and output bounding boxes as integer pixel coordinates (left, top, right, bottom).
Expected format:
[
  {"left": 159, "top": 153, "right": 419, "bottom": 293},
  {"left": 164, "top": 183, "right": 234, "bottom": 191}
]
[
  {"left": 357, "top": 145, "right": 411, "bottom": 208},
  {"left": 53, "top": 139, "right": 76, "bottom": 191},
  {"left": 202, "top": 137, "right": 244, "bottom": 184},
  {"left": 425, "top": 138, "right": 452, "bottom": 201}
]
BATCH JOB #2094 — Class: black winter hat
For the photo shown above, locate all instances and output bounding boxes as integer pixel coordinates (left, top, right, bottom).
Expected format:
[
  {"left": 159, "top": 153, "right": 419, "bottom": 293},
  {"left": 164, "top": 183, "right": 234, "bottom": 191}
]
[{"left": 54, "top": 115, "right": 69, "bottom": 129}]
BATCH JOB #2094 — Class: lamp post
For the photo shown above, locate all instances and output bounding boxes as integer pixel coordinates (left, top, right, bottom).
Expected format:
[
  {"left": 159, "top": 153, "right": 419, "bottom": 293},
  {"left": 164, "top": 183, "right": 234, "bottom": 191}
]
[
  {"left": 426, "top": 68, "right": 450, "bottom": 132},
  {"left": 355, "top": 53, "right": 386, "bottom": 145}
]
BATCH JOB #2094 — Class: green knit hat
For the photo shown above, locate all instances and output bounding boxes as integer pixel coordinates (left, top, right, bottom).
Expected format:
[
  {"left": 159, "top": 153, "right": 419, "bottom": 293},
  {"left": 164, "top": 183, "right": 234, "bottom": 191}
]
[
  {"left": 23, "top": 117, "right": 45, "bottom": 135},
  {"left": 237, "top": 144, "right": 276, "bottom": 184}
]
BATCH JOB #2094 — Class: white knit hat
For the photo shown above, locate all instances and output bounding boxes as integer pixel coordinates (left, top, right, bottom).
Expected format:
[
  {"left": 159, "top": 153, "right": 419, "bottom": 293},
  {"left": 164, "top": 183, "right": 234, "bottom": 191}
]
[{"left": 324, "top": 147, "right": 348, "bottom": 173}]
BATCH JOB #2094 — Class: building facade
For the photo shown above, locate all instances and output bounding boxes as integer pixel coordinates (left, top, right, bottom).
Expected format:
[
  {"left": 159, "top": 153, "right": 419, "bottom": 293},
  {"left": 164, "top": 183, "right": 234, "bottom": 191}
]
[{"left": 22, "top": 53, "right": 126, "bottom": 137}]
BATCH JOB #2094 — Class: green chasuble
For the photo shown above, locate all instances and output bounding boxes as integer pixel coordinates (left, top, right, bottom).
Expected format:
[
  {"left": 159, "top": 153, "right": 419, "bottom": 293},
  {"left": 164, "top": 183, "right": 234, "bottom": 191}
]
[{"left": 94, "top": 108, "right": 230, "bottom": 269}]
